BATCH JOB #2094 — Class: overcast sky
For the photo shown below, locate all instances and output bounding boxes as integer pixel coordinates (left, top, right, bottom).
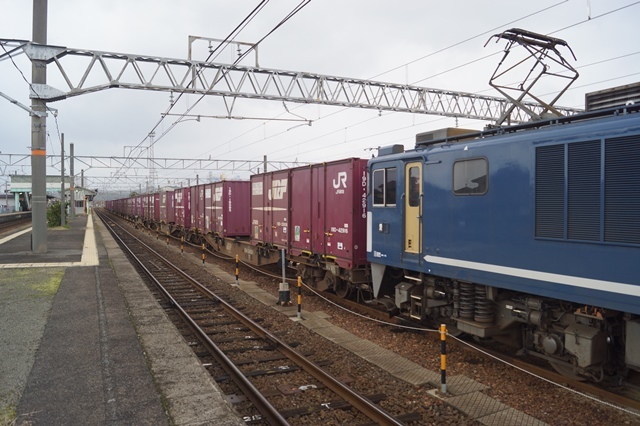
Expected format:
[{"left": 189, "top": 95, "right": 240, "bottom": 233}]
[{"left": 1, "top": 0, "right": 639, "bottom": 194}]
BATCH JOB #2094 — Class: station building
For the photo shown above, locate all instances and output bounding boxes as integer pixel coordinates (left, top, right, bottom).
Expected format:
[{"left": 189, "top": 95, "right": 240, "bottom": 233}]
[{"left": 6, "top": 175, "right": 96, "bottom": 215}]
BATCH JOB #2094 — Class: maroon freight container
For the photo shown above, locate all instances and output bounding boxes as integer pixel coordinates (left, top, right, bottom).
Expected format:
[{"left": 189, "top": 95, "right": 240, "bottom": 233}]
[
  {"left": 290, "top": 165, "right": 313, "bottom": 254},
  {"left": 208, "top": 181, "right": 250, "bottom": 237},
  {"left": 251, "top": 170, "right": 290, "bottom": 247},
  {"left": 153, "top": 193, "right": 160, "bottom": 222},
  {"left": 189, "top": 186, "right": 196, "bottom": 228},
  {"left": 202, "top": 183, "right": 212, "bottom": 233},
  {"left": 159, "top": 190, "right": 174, "bottom": 224},
  {"left": 146, "top": 194, "right": 152, "bottom": 221},
  {"left": 174, "top": 187, "right": 191, "bottom": 229},
  {"left": 190, "top": 185, "right": 203, "bottom": 230},
  {"left": 290, "top": 158, "right": 368, "bottom": 269},
  {"left": 146, "top": 193, "right": 154, "bottom": 222},
  {"left": 142, "top": 194, "right": 148, "bottom": 220},
  {"left": 134, "top": 195, "right": 144, "bottom": 218}
]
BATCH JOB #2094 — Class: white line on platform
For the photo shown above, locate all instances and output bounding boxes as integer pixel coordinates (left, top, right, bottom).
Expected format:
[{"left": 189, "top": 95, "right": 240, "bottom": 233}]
[
  {"left": 0, "top": 214, "right": 99, "bottom": 268},
  {"left": 0, "top": 227, "right": 32, "bottom": 245}
]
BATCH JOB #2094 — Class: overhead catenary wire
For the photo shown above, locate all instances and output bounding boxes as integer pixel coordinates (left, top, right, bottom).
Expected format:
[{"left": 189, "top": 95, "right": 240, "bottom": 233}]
[
  {"left": 140, "top": 0, "right": 313, "bottom": 183},
  {"left": 3, "top": 2, "right": 639, "bottom": 183},
  {"left": 188, "top": 1, "right": 572, "bottom": 163},
  {"left": 195, "top": 1, "right": 640, "bottom": 166},
  {"left": 115, "top": 1, "right": 312, "bottom": 178},
  {"left": 266, "top": 2, "right": 640, "bottom": 163},
  {"left": 110, "top": 0, "right": 273, "bottom": 179}
]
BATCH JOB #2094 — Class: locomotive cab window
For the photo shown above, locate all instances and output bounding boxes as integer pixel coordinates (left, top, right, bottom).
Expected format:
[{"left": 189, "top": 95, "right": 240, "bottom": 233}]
[
  {"left": 408, "top": 166, "right": 420, "bottom": 207},
  {"left": 373, "top": 167, "right": 397, "bottom": 206},
  {"left": 453, "top": 158, "right": 488, "bottom": 195}
]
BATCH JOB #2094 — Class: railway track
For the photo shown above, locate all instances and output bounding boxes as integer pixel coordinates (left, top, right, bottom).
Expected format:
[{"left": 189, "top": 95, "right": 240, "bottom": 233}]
[
  {"left": 321, "top": 286, "right": 640, "bottom": 416},
  {"left": 0, "top": 214, "right": 31, "bottom": 235},
  {"left": 104, "top": 211, "right": 640, "bottom": 423},
  {"left": 98, "top": 210, "right": 421, "bottom": 425}
]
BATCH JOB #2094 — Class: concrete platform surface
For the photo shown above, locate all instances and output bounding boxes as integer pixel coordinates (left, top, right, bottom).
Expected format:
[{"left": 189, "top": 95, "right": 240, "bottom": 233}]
[{"left": 0, "top": 215, "right": 244, "bottom": 425}]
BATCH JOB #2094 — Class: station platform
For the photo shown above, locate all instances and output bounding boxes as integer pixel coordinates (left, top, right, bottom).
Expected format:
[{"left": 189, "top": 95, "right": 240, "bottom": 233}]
[{"left": 0, "top": 214, "right": 244, "bottom": 425}]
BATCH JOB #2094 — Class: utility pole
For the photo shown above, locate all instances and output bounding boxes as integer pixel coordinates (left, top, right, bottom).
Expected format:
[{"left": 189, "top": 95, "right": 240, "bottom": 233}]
[
  {"left": 60, "top": 132, "right": 65, "bottom": 226},
  {"left": 148, "top": 132, "right": 156, "bottom": 191},
  {"left": 31, "top": 0, "right": 48, "bottom": 252}
]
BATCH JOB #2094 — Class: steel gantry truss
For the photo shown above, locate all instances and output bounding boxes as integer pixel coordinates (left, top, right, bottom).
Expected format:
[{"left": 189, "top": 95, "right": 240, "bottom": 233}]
[
  {"left": 0, "top": 153, "right": 304, "bottom": 175},
  {"left": 1, "top": 39, "right": 583, "bottom": 123}
]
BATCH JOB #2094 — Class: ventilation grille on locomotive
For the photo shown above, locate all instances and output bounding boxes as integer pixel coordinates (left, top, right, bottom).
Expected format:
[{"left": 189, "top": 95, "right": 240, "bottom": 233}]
[{"left": 535, "top": 136, "right": 640, "bottom": 245}]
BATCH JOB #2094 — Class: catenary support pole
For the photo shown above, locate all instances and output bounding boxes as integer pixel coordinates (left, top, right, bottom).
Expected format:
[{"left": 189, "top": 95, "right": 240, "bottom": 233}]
[
  {"left": 30, "top": 0, "right": 48, "bottom": 253},
  {"left": 60, "top": 133, "right": 65, "bottom": 226},
  {"left": 70, "top": 143, "right": 74, "bottom": 218}
]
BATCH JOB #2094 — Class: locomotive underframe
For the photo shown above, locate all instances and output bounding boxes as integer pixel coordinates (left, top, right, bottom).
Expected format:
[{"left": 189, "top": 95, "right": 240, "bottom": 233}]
[{"left": 377, "top": 264, "right": 629, "bottom": 383}]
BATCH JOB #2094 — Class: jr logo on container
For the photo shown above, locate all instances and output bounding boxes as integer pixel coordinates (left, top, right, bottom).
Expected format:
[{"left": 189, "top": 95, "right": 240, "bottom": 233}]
[
  {"left": 333, "top": 172, "right": 347, "bottom": 194},
  {"left": 268, "top": 179, "right": 287, "bottom": 200}
]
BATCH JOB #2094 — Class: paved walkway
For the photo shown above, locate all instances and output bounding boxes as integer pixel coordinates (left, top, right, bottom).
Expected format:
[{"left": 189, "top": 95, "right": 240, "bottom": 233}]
[{"left": 0, "top": 214, "right": 244, "bottom": 425}]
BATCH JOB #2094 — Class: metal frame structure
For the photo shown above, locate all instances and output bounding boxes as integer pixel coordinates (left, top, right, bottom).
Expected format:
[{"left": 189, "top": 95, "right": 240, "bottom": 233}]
[
  {"left": 0, "top": 153, "right": 305, "bottom": 174},
  {"left": 1, "top": 38, "right": 583, "bottom": 124}
]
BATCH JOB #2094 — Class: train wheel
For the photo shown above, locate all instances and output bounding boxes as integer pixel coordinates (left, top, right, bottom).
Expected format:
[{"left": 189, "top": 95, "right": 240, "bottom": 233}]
[
  {"left": 550, "top": 361, "right": 586, "bottom": 381},
  {"left": 335, "top": 276, "right": 352, "bottom": 299}
]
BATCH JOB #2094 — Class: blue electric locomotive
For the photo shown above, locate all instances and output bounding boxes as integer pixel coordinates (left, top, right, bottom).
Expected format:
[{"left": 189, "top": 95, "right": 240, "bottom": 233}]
[{"left": 367, "top": 105, "right": 640, "bottom": 382}]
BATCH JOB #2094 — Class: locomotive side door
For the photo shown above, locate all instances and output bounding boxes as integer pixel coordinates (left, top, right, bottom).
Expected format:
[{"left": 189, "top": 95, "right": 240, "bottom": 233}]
[{"left": 404, "top": 162, "right": 422, "bottom": 254}]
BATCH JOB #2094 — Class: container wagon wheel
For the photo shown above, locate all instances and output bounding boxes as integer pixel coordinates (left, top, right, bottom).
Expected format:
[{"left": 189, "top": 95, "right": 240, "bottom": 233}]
[
  {"left": 334, "top": 276, "right": 352, "bottom": 299},
  {"left": 550, "top": 360, "right": 586, "bottom": 381}
]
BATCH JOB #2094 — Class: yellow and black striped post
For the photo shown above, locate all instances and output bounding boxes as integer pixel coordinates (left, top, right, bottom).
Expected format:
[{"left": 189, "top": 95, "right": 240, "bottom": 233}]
[
  {"left": 180, "top": 236, "right": 184, "bottom": 256},
  {"left": 235, "top": 255, "right": 239, "bottom": 286},
  {"left": 297, "top": 276, "right": 302, "bottom": 319},
  {"left": 156, "top": 228, "right": 159, "bottom": 240},
  {"left": 440, "top": 323, "right": 447, "bottom": 394},
  {"left": 201, "top": 243, "right": 206, "bottom": 266}
]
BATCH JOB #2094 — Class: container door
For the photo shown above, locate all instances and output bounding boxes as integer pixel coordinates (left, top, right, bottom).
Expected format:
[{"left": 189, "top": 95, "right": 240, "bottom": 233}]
[{"left": 404, "top": 162, "right": 422, "bottom": 254}]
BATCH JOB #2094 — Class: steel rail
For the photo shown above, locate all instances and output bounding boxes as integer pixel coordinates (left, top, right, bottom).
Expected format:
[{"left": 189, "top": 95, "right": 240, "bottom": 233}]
[
  {"left": 98, "top": 211, "right": 288, "bottom": 425},
  {"left": 100, "top": 210, "right": 405, "bottom": 425}
]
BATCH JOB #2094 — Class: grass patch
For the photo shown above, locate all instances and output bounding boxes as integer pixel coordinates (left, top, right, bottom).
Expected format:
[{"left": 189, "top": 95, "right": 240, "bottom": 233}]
[
  {"left": 29, "top": 268, "right": 65, "bottom": 298},
  {"left": 0, "top": 403, "right": 16, "bottom": 426}
]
